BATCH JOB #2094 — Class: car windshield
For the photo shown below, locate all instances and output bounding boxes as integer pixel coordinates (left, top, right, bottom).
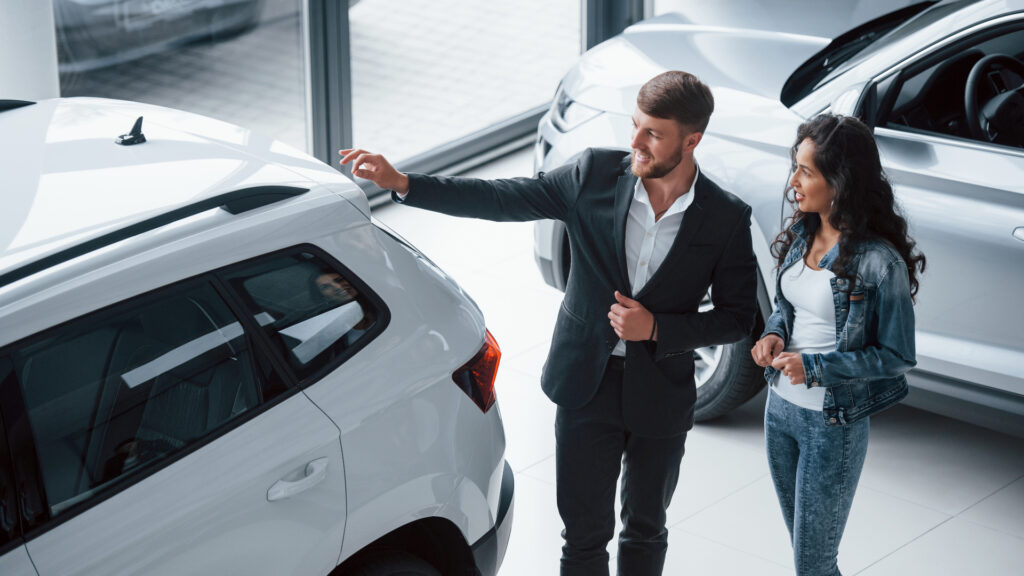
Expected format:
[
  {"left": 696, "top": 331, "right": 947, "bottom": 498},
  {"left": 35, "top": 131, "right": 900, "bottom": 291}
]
[{"left": 781, "top": 1, "right": 944, "bottom": 106}]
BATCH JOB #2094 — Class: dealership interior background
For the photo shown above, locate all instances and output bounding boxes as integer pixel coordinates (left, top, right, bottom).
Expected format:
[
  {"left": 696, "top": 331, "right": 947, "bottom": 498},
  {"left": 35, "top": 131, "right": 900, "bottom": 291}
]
[{"left": 3, "top": 0, "right": 1023, "bottom": 574}]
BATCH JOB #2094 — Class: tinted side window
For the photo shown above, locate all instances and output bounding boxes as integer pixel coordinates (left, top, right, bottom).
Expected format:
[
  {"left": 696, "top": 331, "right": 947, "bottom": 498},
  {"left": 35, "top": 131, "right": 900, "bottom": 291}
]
[
  {"left": 222, "top": 250, "right": 381, "bottom": 381},
  {"left": 0, "top": 359, "right": 18, "bottom": 548},
  {"left": 883, "top": 27, "right": 1024, "bottom": 146},
  {"left": 11, "top": 281, "right": 284, "bottom": 517}
]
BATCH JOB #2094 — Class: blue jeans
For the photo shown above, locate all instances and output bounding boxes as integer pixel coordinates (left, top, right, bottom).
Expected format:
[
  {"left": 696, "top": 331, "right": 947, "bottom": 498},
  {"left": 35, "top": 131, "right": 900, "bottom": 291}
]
[{"left": 765, "top": 389, "right": 869, "bottom": 576}]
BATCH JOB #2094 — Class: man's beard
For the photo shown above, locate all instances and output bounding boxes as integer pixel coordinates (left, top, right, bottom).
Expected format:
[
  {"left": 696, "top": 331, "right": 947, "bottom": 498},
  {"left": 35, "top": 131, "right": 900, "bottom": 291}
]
[{"left": 631, "top": 148, "right": 682, "bottom": 179}]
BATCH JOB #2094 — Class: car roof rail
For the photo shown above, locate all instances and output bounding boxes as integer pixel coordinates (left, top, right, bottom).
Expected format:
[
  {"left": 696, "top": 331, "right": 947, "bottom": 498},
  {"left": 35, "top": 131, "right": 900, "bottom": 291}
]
[
  {"left": 0, "top": 100, "right": 36, "bottom": 113},
  {"left": 0, "top": 185, "right": 309, "bottom": 289}
]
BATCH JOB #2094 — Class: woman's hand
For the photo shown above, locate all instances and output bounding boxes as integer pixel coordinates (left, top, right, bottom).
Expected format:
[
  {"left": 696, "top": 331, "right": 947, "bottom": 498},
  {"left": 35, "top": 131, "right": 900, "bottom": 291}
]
[
  {"left": 751, "top": 334, "right": 784, "bottom": 367},
  {"left": 771, "top": 352, "right": 806, "bottom": 385}
]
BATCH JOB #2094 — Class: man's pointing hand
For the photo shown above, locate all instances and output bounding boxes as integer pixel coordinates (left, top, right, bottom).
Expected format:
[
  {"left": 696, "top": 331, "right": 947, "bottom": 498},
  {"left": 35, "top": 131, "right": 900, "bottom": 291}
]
[{"left": 339, "top": 148, "right": 410, "bottom": 195}]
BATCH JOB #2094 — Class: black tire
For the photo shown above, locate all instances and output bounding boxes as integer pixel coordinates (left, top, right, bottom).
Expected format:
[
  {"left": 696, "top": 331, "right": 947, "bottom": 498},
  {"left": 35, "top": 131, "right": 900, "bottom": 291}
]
[
  {"left": 693, "top": 335, "right": 765, "bottom": 421},
  {"left": 345, "top": 551, "right": 441, "bottom": 576}
]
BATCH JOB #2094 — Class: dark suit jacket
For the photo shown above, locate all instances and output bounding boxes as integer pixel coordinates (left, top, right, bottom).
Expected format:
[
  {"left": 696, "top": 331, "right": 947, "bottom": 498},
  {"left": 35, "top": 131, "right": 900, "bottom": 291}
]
[{"left": 397, "top": 147, "right": 757, "bottom": 436}]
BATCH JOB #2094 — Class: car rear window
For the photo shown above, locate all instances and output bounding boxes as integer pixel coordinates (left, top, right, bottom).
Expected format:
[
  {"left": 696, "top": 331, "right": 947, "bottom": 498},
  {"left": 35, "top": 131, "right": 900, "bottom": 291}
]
[{"left": 221, "top": 249, "right": 383, "bottom": 383}]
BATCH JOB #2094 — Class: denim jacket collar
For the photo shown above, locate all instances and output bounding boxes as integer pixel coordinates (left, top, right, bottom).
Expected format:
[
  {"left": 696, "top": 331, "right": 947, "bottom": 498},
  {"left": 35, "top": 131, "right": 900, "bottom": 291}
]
[{"left": 784, "top": 218, "right": 840, "bottom": 272}]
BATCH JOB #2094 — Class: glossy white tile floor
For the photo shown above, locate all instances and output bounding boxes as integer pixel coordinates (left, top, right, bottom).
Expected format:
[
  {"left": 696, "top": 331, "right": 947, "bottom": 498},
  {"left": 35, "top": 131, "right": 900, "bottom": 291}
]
[{"left": 372, "top": 148, "right": 1024, "bottom": 576}]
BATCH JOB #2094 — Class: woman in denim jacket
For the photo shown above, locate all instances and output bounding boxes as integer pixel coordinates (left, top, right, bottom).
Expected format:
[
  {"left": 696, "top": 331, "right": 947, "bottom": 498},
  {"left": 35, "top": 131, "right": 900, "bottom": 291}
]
[{"left": 751, "top": 114, "right": 925, "bottom": 576}]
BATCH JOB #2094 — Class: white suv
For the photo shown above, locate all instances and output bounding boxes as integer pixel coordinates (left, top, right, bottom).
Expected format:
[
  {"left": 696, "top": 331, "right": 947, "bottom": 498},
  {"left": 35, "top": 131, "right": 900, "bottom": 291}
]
[{"left": 0, "top": 98, "right": 513, "bottom": 576}]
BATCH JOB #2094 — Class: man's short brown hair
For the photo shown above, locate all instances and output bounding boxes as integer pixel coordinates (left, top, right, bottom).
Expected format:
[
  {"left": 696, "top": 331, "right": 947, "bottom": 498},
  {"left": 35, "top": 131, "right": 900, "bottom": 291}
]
[{"left": 637, "top": 71, "right": 714, "bottom": 133}]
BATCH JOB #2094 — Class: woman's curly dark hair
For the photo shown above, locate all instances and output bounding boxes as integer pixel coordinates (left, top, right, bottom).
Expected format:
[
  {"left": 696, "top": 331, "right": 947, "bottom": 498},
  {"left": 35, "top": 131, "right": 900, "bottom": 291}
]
[{"left": 771, "top": 114, "right": 926, "bottom": 300}]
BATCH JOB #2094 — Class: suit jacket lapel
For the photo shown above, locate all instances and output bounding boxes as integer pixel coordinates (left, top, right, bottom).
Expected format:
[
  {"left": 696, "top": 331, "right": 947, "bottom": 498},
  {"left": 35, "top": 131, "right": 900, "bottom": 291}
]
[
  {"left": 635, "top": 174, "right": 707, "bottom": 300},
  {"left": 613, "top": 158, "right": 634, "bottom": 293}
]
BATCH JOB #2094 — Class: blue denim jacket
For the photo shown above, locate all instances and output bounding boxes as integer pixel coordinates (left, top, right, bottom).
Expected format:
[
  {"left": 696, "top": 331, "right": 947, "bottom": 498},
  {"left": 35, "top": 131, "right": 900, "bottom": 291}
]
[{"left": 761, "top": 219, "right": 916, "bottom": 425}]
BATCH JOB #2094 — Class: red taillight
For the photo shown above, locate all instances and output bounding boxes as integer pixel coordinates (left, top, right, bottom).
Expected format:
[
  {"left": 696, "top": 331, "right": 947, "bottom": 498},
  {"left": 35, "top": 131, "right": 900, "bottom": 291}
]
[{"left": 452, "top": 330, "right": 501, "bottom": 412}]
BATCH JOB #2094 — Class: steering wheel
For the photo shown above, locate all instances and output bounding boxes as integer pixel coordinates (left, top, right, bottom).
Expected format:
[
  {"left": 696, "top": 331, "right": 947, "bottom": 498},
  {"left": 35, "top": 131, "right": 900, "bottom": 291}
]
[{"left": 965, "top": 53, "right": 1024, "bottom": 146}]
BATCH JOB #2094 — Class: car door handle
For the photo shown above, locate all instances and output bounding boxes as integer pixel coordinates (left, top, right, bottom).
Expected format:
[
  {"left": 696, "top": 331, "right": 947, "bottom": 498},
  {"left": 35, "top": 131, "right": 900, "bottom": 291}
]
[
  {"left": 267, "top": 458, "right": 329, "bottom": 502},
  {"left": 1014, "top": 227, "right": 1024, "bottom": 242}
]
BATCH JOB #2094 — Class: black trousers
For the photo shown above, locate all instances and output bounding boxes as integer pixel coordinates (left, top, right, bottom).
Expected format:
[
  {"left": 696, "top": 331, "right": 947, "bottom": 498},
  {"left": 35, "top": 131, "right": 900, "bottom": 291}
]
[{"left": 555, "top": 357, "right": 688, "bottom": 576}]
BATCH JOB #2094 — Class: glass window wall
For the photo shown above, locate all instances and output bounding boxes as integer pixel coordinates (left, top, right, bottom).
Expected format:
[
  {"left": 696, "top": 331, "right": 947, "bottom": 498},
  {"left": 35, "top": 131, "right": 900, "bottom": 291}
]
[
  {"left": 349, "top": 0, "right": 580, "bottom": 164},
  {"left": 54, "top": 0, "right": 309, "bottom": 152}
]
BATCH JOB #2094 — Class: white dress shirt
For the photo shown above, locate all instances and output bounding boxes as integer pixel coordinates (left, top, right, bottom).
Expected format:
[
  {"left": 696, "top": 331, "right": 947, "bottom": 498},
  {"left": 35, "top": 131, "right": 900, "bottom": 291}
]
[{"left": 611, "top": 165, "right": 698, "bottom": 356}]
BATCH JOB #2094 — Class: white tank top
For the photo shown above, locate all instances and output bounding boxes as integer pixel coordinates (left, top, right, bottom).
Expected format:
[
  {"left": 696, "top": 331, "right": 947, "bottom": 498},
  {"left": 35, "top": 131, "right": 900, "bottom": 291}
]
[{"left": 773, "top": 262, "right": 836, "bottom": 411}]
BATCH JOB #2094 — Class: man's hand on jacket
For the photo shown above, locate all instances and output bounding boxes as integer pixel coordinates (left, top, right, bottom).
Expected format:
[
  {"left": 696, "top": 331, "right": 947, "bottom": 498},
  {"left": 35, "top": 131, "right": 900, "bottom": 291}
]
[{"left": 609, "top": 291, "right": 657, "bottom": 341}]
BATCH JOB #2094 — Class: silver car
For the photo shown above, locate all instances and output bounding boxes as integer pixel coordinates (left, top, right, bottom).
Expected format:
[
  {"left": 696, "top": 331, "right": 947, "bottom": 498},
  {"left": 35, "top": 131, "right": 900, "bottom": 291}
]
[
  {"left": 55, "top": 0, "right": 264, "bottom": 73},
  {"left": 533, "top": 0, "right": 1024, "bottom": 435}
]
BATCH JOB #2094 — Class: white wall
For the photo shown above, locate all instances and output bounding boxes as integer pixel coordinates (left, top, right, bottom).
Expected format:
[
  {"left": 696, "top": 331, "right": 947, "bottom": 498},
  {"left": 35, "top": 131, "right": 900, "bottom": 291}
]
[{"left": 0, "top": 0, "right": 60, "bottom": 100}]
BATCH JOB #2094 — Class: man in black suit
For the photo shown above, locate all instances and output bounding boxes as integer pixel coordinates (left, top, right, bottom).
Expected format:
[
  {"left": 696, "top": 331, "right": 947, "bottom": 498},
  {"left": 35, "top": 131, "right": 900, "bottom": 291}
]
[{"left": 340, "top": 71, "right": 757, "bottom": 576}]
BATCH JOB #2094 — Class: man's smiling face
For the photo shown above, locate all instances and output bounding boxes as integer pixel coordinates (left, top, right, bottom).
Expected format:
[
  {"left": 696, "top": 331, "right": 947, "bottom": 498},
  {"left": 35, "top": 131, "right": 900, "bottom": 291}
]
[{"left": 629, "top": 107, "right": 686, "bottom": 179}]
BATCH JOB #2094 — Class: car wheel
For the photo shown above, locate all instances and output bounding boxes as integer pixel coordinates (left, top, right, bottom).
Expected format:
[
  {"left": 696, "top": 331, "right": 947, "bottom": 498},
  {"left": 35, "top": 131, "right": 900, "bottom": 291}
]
[
  {"left": 345, "top": 551, "right": 441, "bottom": 576},
  {"left": 692, "top": 292, "right": 765, "bottom": 421}
]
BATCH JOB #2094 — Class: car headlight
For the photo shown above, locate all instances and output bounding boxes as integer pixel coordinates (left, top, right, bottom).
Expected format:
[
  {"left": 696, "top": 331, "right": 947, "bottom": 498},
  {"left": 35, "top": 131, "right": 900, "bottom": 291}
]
[{"left": 551, "top": 87, "right": 601, "bottom": 132}]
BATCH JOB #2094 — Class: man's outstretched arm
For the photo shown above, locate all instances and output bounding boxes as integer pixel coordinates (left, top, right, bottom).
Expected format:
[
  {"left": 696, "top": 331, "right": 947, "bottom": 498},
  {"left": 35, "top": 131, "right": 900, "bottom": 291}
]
[{"left": 339, "top": 148, "right": 590, "bottom": 223}]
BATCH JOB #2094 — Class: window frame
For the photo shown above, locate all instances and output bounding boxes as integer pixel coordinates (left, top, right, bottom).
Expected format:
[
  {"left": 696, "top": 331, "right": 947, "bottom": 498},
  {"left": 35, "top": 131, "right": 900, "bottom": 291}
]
[
  {"left": 0, "top": 354, "right": 49, "bottom": 539},
  {"left": 0, "top": 359, "right": 25, "bottom": 556}
]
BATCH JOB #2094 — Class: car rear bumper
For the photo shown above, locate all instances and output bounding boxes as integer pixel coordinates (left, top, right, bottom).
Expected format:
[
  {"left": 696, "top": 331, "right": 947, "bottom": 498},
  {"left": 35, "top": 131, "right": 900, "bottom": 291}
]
[{"left": 470, "top": 460, "right": 515, "bottom": 576}]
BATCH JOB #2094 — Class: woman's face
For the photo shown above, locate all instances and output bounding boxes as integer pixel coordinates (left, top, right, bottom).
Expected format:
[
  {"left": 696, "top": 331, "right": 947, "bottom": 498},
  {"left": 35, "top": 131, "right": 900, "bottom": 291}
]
[
  {"left": 789, "top": 138, "right": 834, "bottom": 216},
  {"left": 316, "top": 272, "right": 358, "bottom": 303}
]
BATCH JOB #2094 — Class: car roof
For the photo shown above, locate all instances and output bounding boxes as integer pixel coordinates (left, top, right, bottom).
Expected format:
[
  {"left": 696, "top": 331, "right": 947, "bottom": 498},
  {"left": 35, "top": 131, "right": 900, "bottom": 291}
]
[{"left": 0, "top": 98, "right": 359, "bottom": 287}]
